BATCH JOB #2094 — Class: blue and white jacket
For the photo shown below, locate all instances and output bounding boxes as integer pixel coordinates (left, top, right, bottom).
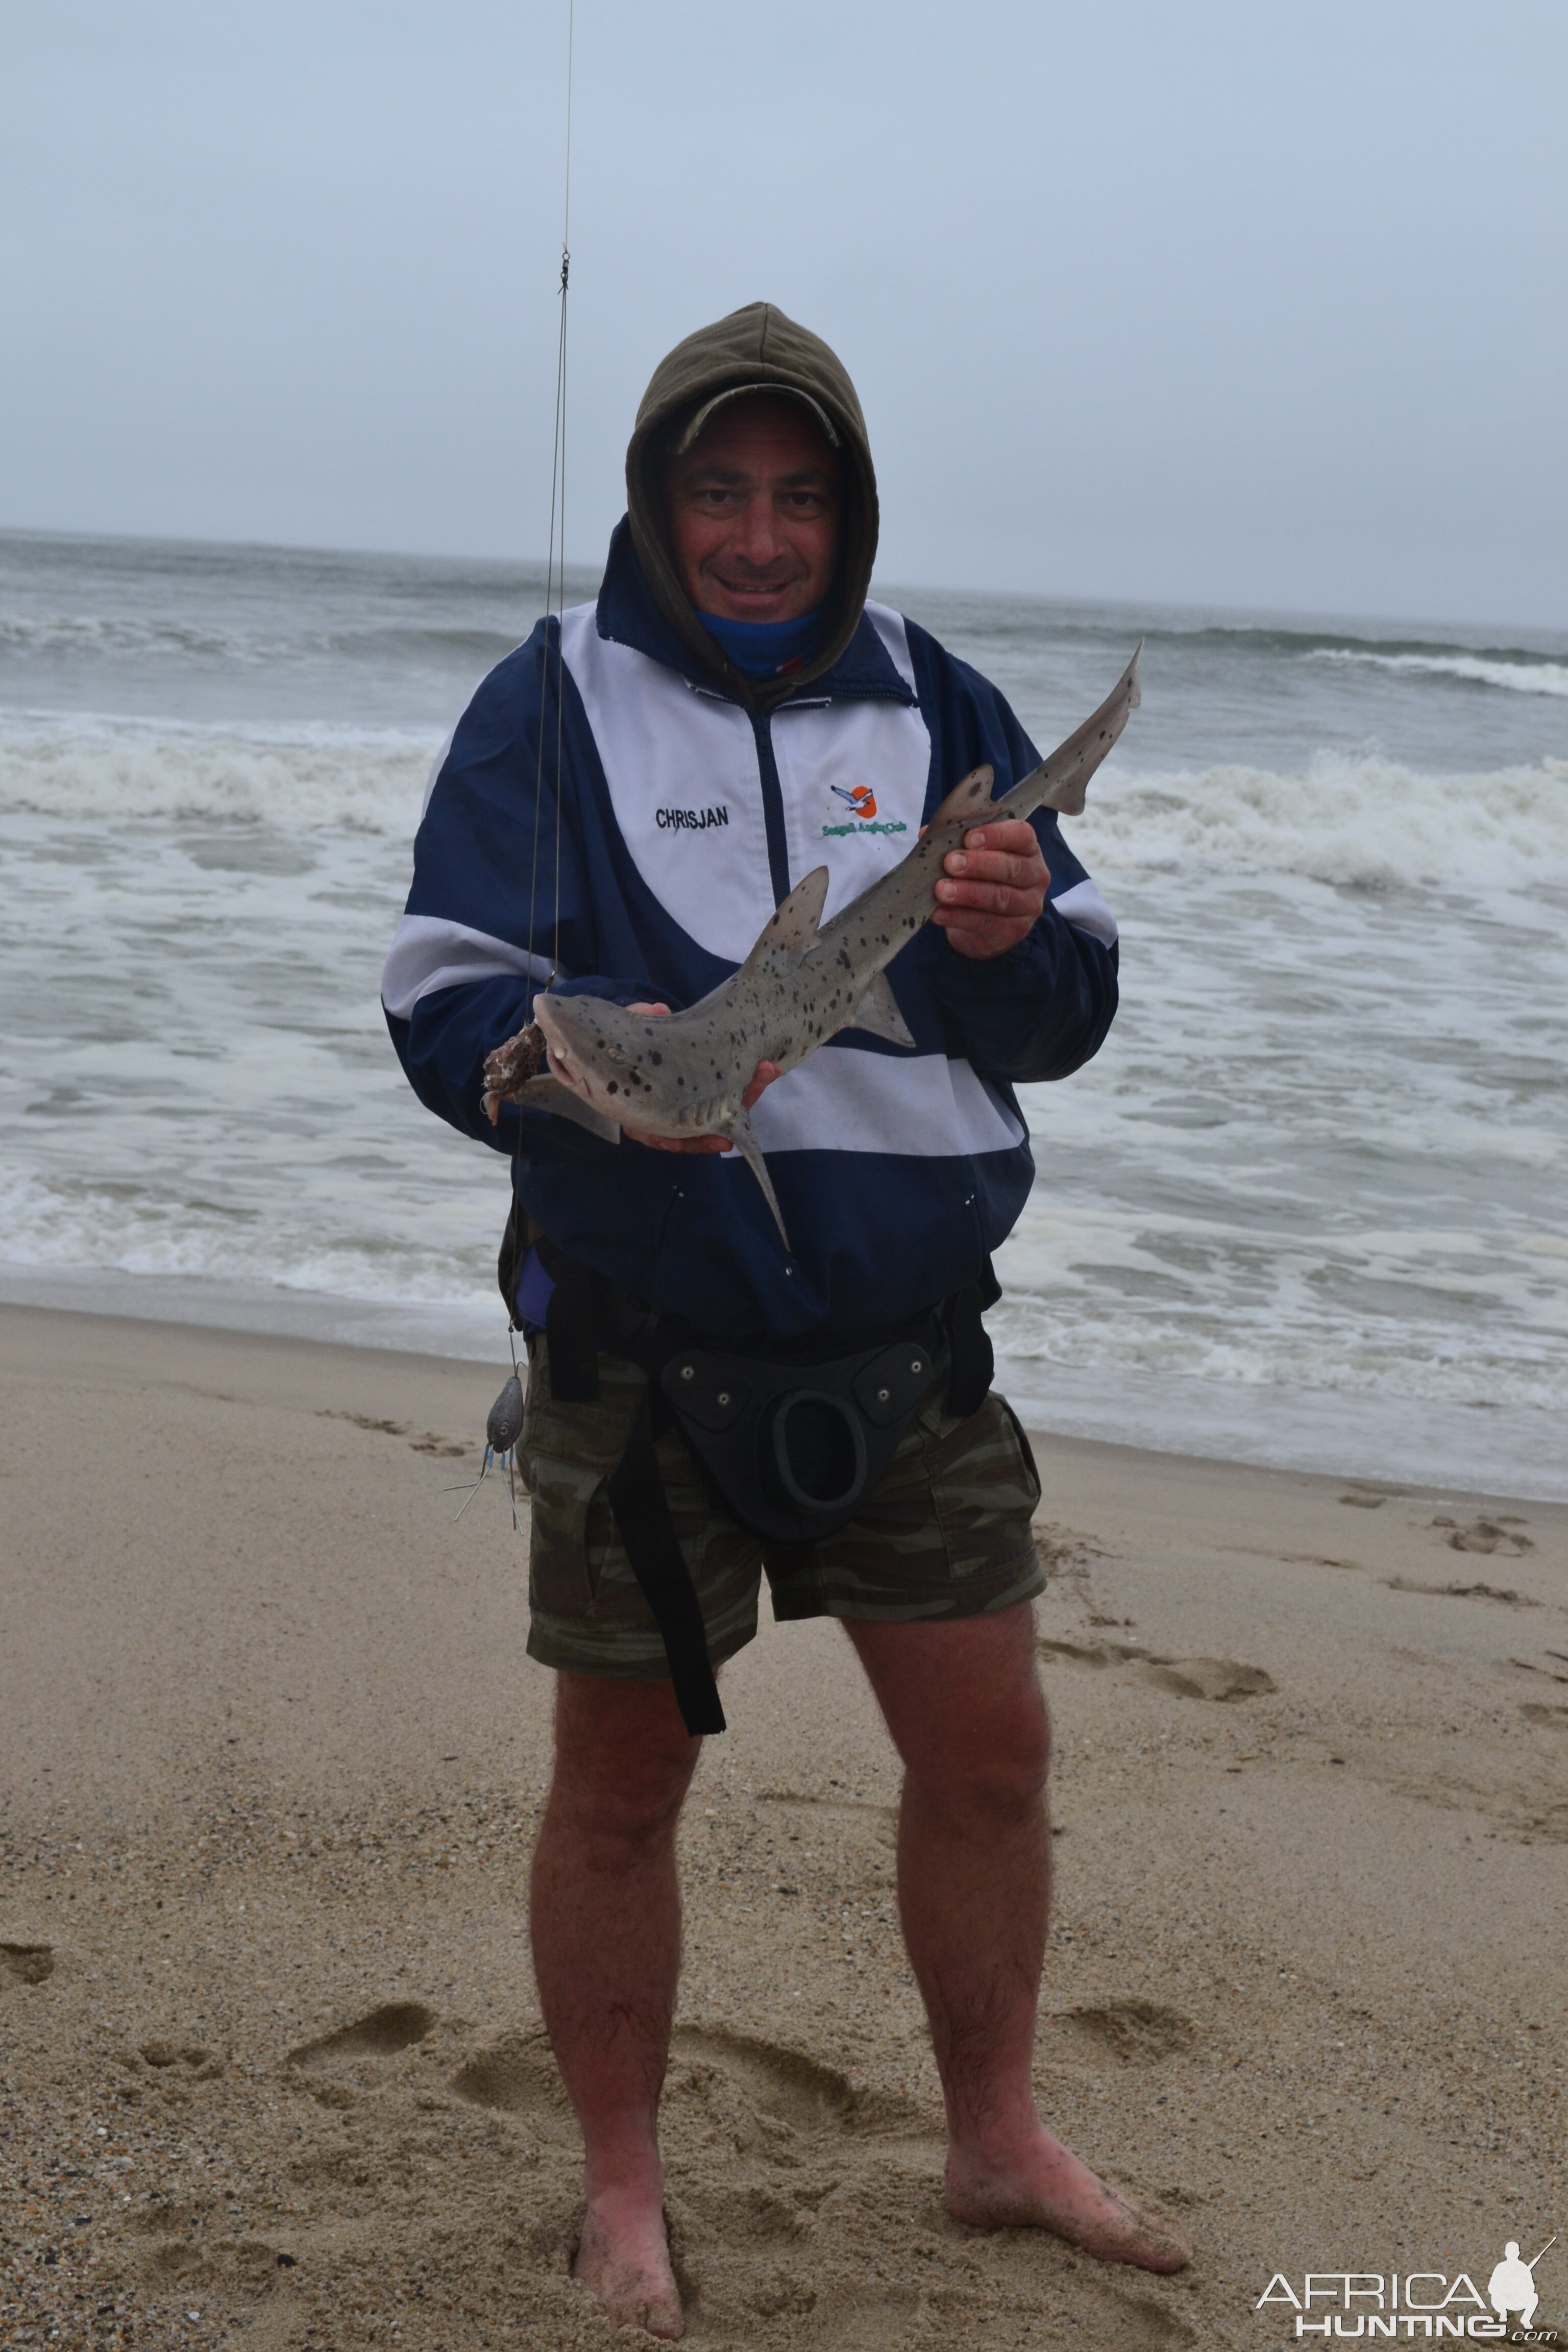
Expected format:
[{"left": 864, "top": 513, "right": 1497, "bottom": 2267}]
[{"left": 382, "top": 523, "right": 1119, "bottom": 1343}]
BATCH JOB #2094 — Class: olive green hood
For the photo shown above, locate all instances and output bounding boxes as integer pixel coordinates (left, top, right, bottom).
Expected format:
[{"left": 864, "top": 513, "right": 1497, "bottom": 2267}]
[{"left": 625, "top": 301, "right": 879, "bottom": 708}]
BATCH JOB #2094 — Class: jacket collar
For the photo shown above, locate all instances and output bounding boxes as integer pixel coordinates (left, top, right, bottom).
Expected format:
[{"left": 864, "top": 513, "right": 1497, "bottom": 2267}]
[{"left": 594, "top": 518, "right": 914, "bottom": 709}]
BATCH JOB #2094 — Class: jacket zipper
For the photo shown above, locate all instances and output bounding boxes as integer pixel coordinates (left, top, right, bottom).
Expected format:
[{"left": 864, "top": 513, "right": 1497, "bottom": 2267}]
[
  {"left": 682, "top": 671, "right": 918, "bottom": 911},
  {"left": 748, "top": 710, "right": 793, "bottom": 908}
]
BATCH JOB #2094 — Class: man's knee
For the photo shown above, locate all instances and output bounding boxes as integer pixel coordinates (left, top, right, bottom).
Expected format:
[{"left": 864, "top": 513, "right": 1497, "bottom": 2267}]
[
  {"left": 899, "top": 1669, "right": 1050, "bottom": 1821},
  {"left": 855, "top": 1608, "right": 1050, "bottom": 1816},
  {"left": 935, "top": 1690, "right": 1050, "bottom": 1818},
  {"left": 550, "top": 1671, "right": 700, "bottom": 1854}
]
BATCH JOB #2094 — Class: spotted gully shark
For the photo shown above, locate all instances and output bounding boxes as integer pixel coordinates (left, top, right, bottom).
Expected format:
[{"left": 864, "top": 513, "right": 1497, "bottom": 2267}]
[{"left": 483, "top": 644, "right": 1142, "bottom": 1248}]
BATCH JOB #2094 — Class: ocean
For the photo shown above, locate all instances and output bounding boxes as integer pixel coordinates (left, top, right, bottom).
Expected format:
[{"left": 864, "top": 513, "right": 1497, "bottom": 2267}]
[{"left": 2, "top": 529, "right": 1564, "bottom": 1494}]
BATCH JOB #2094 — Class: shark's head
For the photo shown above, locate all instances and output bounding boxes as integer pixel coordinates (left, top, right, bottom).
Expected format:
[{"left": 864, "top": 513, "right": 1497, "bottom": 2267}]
[{"left": 532, "top": 991, "right": 675, "bottom": 1126}]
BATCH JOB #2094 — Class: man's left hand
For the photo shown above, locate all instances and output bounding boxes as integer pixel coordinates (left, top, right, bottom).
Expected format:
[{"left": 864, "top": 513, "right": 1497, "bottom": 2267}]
[{"left": 932, "top": 819, "right": 1049, "bottom": 960}]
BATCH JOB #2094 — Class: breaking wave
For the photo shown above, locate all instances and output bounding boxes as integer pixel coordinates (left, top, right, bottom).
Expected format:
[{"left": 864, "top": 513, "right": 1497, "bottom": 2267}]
[
  {"left": 1306, "top": 646, "right": 1568, "bottom": 697},
  {"left": 0, "top": 606, "right": 521, "bottom": 671},
  {"left": 6, "top": 713, "right": 1566, "bottom": 890},
  {"left": 0, "top": 710, "right": 437, "bottom": 833},
  {"left": 1076, "top": 751, "right": 1568, "bottom": 889}
]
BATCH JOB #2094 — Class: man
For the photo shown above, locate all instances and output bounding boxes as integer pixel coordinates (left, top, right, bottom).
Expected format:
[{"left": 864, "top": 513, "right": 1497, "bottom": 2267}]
[
  {"left": 383, "top": 302, "right": 1185, "bottom": 2339},
  {"left": 1488, "top": 2241, "right": 1547, "bottom": 2331}
]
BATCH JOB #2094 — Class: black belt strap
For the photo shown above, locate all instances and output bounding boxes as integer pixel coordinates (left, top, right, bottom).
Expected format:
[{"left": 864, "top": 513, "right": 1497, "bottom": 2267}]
[
  {"left": 536, "top": 1234, "right": 606, "bottom": 1404},
  {"left": 604, "top": 1391, "right": 727, "bottom": 1736}
]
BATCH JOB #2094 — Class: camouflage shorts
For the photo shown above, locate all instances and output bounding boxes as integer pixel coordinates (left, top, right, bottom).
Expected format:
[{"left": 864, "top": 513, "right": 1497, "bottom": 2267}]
[{"left": 519, "top": 1335, "right": 1044, "bottom": 1679}]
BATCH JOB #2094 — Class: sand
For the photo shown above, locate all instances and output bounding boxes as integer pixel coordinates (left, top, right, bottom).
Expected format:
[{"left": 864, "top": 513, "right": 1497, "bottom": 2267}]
[{"left": 1, "top": 1300, "right": 1564, "bottom": 2351}]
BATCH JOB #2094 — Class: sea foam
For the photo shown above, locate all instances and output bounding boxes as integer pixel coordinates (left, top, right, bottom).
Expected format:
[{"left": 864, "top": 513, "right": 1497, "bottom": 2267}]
[
  {"left": 1076, "top": 752, "right": 1568, "bottom": 889},
  {"left": 1307, "top": 646, "right": 1568, "bottom": 697},
  {"left": 6, "top": 711, "right": 1567, "bottom": 894},
  {"left": 0, "top": 711, "right": 437, "bottom": 832}
]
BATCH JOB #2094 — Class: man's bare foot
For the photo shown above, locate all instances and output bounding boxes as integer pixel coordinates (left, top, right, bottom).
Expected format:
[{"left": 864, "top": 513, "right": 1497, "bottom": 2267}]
[
  {"left": 572, "top": 2187, "right": 683, "bottom": 2339},
  {"left": 945, "top": 2127, "right": 1190, "bottom": 2272}
]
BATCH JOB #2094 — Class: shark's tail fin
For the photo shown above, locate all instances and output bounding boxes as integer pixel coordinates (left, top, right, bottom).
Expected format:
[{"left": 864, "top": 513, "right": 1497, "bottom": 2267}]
[{"left": 1009, "top": 641, "right": 1143, "bottom": 821}]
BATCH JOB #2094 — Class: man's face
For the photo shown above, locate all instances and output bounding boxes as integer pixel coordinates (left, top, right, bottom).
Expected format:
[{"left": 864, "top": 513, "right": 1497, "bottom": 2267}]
[{"left": 663, "top": 394, "right": 840, "bottom": 625}]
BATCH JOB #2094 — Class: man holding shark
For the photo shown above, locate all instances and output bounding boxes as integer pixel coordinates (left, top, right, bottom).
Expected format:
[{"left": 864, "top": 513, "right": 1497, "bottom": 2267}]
[{"left": 384, "top": 304, "right": 1181, "bottom": 2336}]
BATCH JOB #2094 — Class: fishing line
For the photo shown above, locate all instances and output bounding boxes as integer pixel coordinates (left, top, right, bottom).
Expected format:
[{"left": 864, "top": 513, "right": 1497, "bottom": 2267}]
[
  {"left": 514, "top": 0, "right": 575, "bottom": 1260},
  {"left": 550, "top": 0, "right": 573, "bottom": 985},
  {"left": 524, "top": 0, "right": 575, "bottom": 1003}
]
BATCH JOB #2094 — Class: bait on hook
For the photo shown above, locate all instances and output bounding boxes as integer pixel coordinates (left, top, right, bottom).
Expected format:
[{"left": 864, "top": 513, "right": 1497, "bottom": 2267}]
[{"left": 444, "top": 1351, "right": 527, "bottom": 1530}]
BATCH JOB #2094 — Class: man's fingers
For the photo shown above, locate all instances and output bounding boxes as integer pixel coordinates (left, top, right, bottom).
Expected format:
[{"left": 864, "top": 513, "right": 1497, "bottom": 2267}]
[
  {"left": 944, "top": 847, "right": 1045, "bottom": 889},
  {"left": 935, "top": 877, "right": 1046, "bottom": 917},
  {"left": 741, "top": 1058, "right": 782, "bottom": 1112},
  {"left": 938, "top": 819, "right": 1048, "bottom": 939},
  {"left": 635, "top": 1132, "right": 733, "bottom": 1154},
  {"left": 961, "top": 820, "right": 1040, "bottom": 854}
]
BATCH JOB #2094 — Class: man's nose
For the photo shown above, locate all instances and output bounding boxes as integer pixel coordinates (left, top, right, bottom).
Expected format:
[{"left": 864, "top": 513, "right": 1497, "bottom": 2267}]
[{"left": 734, "top": 490, "right": 787, "bottom": 567}]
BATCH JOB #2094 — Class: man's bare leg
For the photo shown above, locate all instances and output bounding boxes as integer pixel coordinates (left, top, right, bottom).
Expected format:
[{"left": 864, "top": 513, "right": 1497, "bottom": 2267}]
[
  {"left": 530, "top": 1672, "right": 701, "bottom": 2339},
  {"left": 846, "top": 1605, "right": 1189, "bottom": 2271}
]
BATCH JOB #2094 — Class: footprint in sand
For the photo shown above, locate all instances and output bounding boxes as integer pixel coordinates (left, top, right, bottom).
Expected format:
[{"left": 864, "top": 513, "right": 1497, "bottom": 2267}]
[
  {"left": 1431, "top": 1515, "right": 1534, "bottom": 1557},
  {"left": 316, "top": 1410, "right": 468, "bottom": 1459},
  {"left": 1047, "top": 2001, "right": 1198, "bottom": 2065},
  {"left": 1, "top": 1939, "right": 55, "bottom": 1985},
  {"left": 455, "top": 2019, "right": 915, "bottom": 2146},
  {"left": 1386, "top": 1576, "right": 1540, "bottom": 1608},
  {"left": 450, "top": 2027, "right": 573, "bottom": 2135},
  {"left": 672, "top": 2027, "right": 869, "bottom": 2134},
  {"left": 287, "top": 2000, "right": 438, "bottom": 2069},
  {"left": 137, "top": 2039, "right": 224, "bottom": 2081},
  {"left": 1037, "top": 1638, "right": 1275, "bottom": 1702},
  {"left": 1038, "top": 1635, "right": 1145, "bottom": 1670},
  {"left": 1033, "top": 1522, "right": 1107, "bottom": 1573},
  {"left": 142, "top": 2235, "right": 280, "bottom": 2292},
  {"left": 1133, "top": 1658, "right": 1275, "bottom": 1702}
]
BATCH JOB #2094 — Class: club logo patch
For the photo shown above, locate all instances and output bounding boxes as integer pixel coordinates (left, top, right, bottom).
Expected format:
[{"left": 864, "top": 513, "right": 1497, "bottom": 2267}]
[{"left": 823, "top": 784, "right": 907, "bottom": 839}]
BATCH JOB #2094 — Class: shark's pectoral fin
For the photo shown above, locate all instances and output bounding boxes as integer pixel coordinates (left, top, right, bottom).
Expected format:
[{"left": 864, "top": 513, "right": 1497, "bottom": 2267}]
[
  {"left": 516, "top": 1075, "right": 622, "bottom": 1145},
  {"left": 847, "top": 969, "right": 915, "bottom": 1048},
  {"left": 725, "top": 1106, "right": 791, "bottom": 1251},
  {"left": 928, "top": 763, "right": 996, "bottom": 829}
]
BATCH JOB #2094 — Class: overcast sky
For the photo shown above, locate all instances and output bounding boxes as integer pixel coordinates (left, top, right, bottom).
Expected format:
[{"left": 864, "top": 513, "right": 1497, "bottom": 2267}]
[{"left": 3, "top": 2, "right": 1564, "bottom": 624}]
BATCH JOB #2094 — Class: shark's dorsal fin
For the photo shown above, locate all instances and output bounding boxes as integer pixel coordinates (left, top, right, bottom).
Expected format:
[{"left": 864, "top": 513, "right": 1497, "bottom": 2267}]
[
  {"left": 927, "top": 763, "right": 996, "bottom": 831},
  {"left": 848, "top": 970, "right": 915, "bottom": 1049},
  {"left": 740, "top": 865, "right": 829, "bottom": 970}
]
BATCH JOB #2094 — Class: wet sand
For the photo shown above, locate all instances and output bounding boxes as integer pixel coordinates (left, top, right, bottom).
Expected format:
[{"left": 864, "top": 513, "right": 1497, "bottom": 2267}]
[{"left": 2, "top": 1302, "right": 1564, "bottom": 2350}]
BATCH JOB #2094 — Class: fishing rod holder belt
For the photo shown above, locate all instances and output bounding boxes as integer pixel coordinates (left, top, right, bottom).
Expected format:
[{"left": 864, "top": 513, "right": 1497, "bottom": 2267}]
[
  {"left": 659, "top": 1336, "right": 940, "bottom": 1547},
  {"left": 503, "top": 1220, "right": 1001, "bottom": 1737}
]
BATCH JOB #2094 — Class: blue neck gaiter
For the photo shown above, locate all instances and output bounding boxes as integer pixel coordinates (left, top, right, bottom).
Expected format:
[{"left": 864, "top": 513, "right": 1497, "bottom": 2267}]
[{"left": 698, "top": 604, "right": 824, "bottom": 679}]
